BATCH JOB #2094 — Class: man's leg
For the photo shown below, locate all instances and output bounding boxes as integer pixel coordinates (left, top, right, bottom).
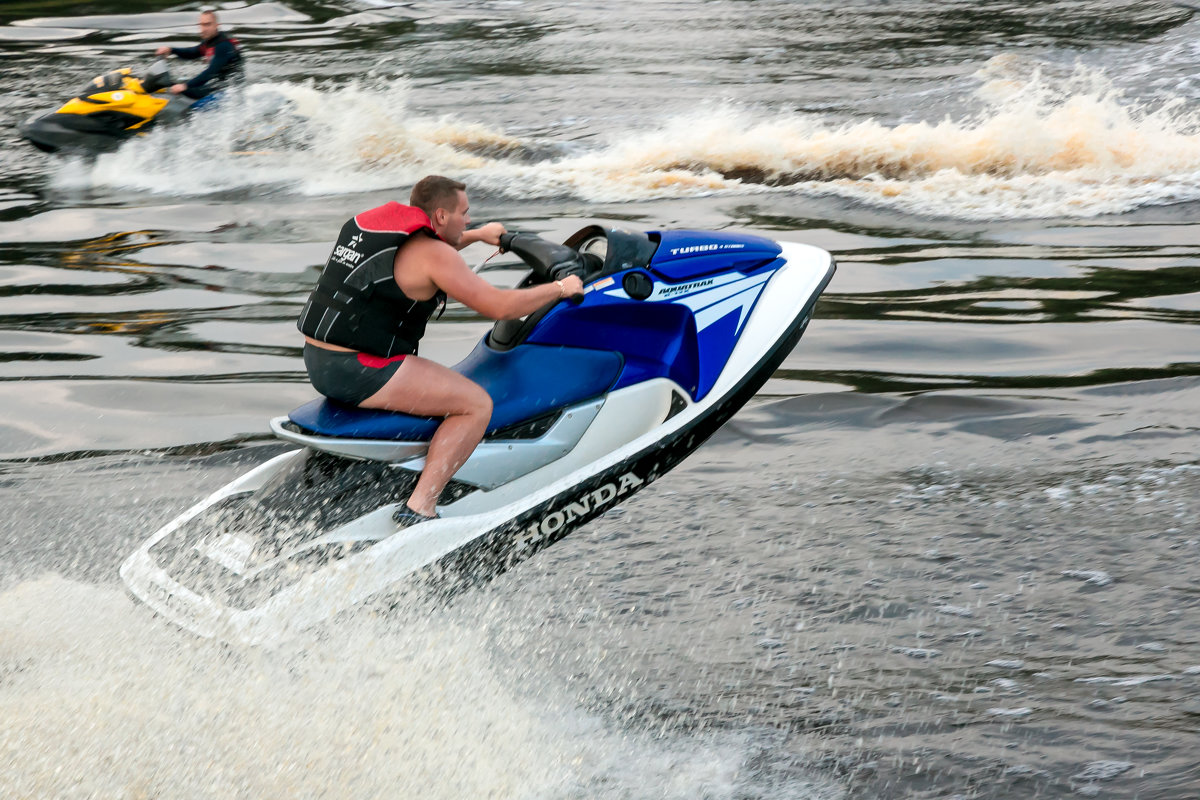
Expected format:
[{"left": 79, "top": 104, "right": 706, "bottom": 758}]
[{"left": 359, "top": 356, "right": 492, "bottom": 516}]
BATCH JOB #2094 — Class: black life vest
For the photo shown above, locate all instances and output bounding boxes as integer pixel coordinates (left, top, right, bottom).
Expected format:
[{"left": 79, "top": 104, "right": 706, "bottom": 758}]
[
  {"left": 202, "top": 31, "right": 243, "bottom": 83},
  {"left": 297, "top": 202, "right": 445, "bottom": 358}
]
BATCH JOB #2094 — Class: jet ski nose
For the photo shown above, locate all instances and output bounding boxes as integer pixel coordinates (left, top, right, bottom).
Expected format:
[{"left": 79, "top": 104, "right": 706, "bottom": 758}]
[
  {"left": 18, "top": 116, "right": 62, "bottom": 153},
  {"left": 17, "top": 116, "right": 51, "bottom": 152}
]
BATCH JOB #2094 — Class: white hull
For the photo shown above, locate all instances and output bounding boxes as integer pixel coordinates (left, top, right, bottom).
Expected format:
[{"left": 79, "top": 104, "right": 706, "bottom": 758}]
[{"left": 120, "top": 241, "right": 835, "bottom": 645}]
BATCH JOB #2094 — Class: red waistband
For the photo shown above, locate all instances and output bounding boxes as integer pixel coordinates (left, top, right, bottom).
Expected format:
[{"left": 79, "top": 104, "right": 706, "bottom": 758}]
[{"left": 357, "top": 353, "right": 407, "bottom": 368}]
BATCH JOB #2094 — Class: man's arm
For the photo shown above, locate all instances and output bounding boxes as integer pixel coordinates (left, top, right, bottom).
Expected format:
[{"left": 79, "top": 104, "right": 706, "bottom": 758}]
[
  {"left": 403, "top": 237, "right": 579, "bottom": 321},
  {"left": 459, "top": 222, "right": 505, "bottom": 249},
  {"left": 171, "top": 45, "right": 204, "bottom": 60}
]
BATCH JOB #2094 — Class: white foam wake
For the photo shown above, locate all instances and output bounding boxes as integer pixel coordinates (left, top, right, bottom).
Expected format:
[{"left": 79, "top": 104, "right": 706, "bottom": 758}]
[
  {"left": 62, "top": 61, "right": 1200, "bottom": 220},
  {"left": 0, "top": 575, "right": 837, "bottom": 799}
]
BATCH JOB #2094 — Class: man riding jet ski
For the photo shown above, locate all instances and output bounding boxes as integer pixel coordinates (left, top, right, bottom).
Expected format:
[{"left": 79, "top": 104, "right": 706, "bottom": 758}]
[
  {"left": 120, "top": 184, "right": 836, "bottom": 645},
  {"left": 154, "top": 9, "right": 244, "bottom": 100},
  {"left": 298, "top": 176, "right": 585, "bottom": 526},
  {"left": 17, "top": 11, "right": 243, "bottom": 153}
]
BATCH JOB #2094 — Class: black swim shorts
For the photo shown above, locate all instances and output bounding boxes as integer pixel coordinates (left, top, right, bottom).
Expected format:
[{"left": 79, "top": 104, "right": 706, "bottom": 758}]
[{"left": 303, "top": 343, "right": 406, "bottom": 405}]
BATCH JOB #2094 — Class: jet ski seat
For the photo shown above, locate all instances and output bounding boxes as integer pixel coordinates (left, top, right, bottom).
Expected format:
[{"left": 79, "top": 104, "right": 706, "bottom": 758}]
[{"left": 287, "top": 340, "right": 623, "bottom": 442}]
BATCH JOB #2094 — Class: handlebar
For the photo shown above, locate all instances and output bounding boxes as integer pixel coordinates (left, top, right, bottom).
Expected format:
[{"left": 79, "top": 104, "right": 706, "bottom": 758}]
[{"left": 498, "top": 231, "right": 584, "bottom": 282}]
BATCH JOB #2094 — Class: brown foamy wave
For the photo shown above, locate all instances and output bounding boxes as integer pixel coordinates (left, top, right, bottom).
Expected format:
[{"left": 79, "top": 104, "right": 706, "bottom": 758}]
[
  {"left": 518, "top": 63, "right": 1200, "bottom": 218},
  {"left": 77, "top": 67, "right": 1200, "bottom": 218},
  {"left": 608, "top": 97, "right": 1198, "bottom": 184}
]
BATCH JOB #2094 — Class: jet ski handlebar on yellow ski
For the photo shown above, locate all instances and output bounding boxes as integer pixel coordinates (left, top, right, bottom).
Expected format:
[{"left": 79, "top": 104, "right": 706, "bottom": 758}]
[
  {"left": 136, "top": 59, "right": 174, "bottom": 94},
  {"left": 74, "top": 59, "right": 174, "bottom": 100}
]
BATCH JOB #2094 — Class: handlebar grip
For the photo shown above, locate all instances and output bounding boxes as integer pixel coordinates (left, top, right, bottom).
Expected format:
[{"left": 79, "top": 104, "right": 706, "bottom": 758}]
[
  {"left": 567, "top": 291, "right": 584, "bottom": 306},
  {"left": 498, "top": 232, "right": 518, "bottom": 252}
]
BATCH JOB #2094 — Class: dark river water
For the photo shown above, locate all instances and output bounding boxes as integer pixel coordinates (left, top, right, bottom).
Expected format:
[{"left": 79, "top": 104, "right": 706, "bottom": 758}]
[{"left": 2, "top": 1, "right": 1200, "bottom": 798}]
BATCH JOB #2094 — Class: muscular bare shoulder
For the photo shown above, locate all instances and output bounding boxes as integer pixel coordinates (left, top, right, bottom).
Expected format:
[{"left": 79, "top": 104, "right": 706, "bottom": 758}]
[
  {"left": 405, "top": 231, "right": 454, "bottom": 258},
  {"left": 394, "top": 232, "right": 464, "bottom": 299}
]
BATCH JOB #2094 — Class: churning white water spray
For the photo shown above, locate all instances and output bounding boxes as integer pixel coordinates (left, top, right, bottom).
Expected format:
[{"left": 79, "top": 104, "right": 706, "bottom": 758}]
[
  {"left": 0, "top": 575, "right": 840, "bottom": 799},
  {"left": 60, "top": 63, "right": 1200, "bottom": 219}
]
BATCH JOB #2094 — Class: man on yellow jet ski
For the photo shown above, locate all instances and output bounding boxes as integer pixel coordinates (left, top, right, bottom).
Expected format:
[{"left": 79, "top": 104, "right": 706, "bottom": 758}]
[
  {"left": 17, "top": 10, "right": 243, "bottom": 152},
  {"left": 154, "top": 9, "right": 244, "bottom": 100}
]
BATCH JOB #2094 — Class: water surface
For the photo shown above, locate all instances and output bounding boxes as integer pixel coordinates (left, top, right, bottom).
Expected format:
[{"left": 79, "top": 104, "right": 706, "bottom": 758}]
[{"left": 1, "top": 2, "right": 1198, "bottom": 797}]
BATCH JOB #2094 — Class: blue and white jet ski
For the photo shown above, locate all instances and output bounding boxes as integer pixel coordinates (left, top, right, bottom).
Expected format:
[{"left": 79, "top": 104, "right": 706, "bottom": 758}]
[{"left": 120, "top": 225, "right": 836, "bottom": 644}]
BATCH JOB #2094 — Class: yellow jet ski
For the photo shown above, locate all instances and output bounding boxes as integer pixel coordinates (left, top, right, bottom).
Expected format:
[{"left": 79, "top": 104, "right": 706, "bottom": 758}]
[{"left": 18, "top": 60, "right": 207, "bottom": 154}]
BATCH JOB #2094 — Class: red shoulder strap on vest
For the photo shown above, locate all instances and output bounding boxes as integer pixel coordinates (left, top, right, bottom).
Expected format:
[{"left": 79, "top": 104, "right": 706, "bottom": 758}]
[{"left": 355, "top": 202, "right": 434, "bottom": 235}]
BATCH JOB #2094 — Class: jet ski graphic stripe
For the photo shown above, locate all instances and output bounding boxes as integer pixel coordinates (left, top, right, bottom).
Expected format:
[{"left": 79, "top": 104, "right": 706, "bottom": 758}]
[
  {"left": 439, "top": 257, "right": 837, "bottom": 588},
  {"left": 692, "top": 283, "right": 766, "bottom": 334},
  {"left": 665, "top": 272, "right": 770, "bottom": 310},
  {"left": 646, "top": 270, "right": 743, "bottom": 302}
]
